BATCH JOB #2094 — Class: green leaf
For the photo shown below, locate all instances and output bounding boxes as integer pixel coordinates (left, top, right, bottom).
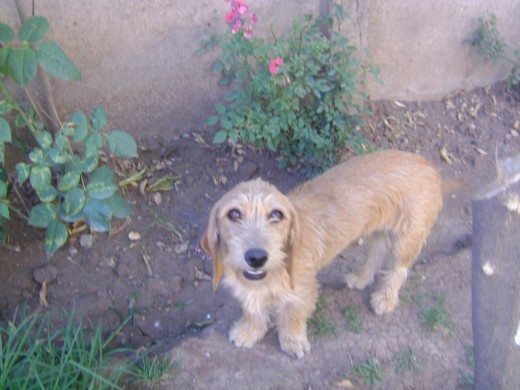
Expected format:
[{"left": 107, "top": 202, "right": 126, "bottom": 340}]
[
  {"left": 19, "top": 16, "right": 49, "bottom": 45},
  {"left": 15, "top": 162, "right": 30, "bottom": 184},
  {"left": 84, "top": 133, "right": 102, "bottom": 158},
  {"left": 0, "top": 180, "right": 6, "bottom": 198},
  {"left": 71, "top": 111, "right": 89, "bottom": 142},
  {"left": 204, "top": 115, "right": 220, "bottom": 126},
  {"left": 213, "top": 130, "right": 228, "bottom": 143},
  {"left": 49, "top": 146, "right": 69, "bottom": 164},
  {"left": 215, "top": 104, "right": 226, "bottom": 114},
  {"left": 83, "top": 198, "right": 112, "bottom": 232},
  {"left": 105, "top": 192, "right": 133, "bottom": 219},
  {"left": 79, "top": 156, "right": 98, "bottom": 173},
  {"left": 0, "top": 203, "right": 9, "bottom": 219},
  {"left": 0, "top": 48, "right": 10, "bottom": 75},
  {"left": 87, "top": 166, "right": 117, "bottom": 199},
  {"left": 35, "top": 131, "right": 53, "bottom": 149},
  {"left": 45, "top": 220, "right": 68, "bottom": 257},
  {"left": 36, "top": 186, "right": 58, "bottom": 203},
  {"left": 106, "top": 130, "right": 138, "bottom": 158},
  {"left": 0, "top": 117, "right": 11, "bottom": 143},
  {"left": 28, "top": 203, "right": 56, "bottom": 228},
  {"left": 37, "top": 40, "right": 81, "bottom": 81},
  {"left": 0, "top": 100, "right": 14, "bottom": 115},
  {"left": 7, "top": 47, "right": 37, "bottom": 85},
  {"left": 0, "top": 23, "right": 14, "bottom": 43},
  {"left": 91, "top": 105, "right": 106, "bottom": 130},
  {"left": 30, "top": 165, "right": 51, "bottom": 192},
  {"left": 61, "top": 188, "right": 86, "bottom": 218},
  {"left": 29, "top": 148, "right": 44, "bottom": 164},
  {"left": 59, "top": 169, "right": 81, "bottom": 191}
]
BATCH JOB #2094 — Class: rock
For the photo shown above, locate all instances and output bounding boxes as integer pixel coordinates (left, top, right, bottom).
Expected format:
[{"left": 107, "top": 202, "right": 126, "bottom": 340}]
[
  {"left": 33, "top": 264, "right": 59, "bottom": 284},
  {"left": 79, "top": 234, "right": 94, "bottom": 249}
]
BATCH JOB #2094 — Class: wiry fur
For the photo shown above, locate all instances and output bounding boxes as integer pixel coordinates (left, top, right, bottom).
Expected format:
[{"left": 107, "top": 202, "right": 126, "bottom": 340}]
[{"left": 201, "top": 150, "right": 443, "bottom": 358}]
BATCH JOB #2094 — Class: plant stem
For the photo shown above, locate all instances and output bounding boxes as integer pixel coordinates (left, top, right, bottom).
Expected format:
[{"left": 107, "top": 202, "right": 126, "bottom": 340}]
[{"left": 0, "top": 79, "right": 39, "bottom": 139}]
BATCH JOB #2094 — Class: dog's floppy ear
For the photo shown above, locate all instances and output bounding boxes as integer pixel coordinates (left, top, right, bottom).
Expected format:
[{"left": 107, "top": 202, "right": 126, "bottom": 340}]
[
  {"left": 200, "top": 204, "right": 224, "bottom": 291},
  {"left": 286, "top": 201, "right": 301, "bottom": 290}
]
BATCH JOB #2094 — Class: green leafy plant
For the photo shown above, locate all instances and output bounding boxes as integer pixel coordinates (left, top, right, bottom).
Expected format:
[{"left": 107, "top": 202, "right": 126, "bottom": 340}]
[
  {"left": 392, "top": 345, "right": 422, "bottom": 374},
  {"left": 343, "top": 304, "right": 362, "bottom": 333},
  {"left": 200, "top": 0, "right": 377, "bottom": 170},
  {"left": 307, "top": 295, "right": 336, "bottom": 338},
  {"left": 419, "top": 294, "right": 455, "bottom": 334},
  {"left": 353, "top": 356, "right": 383, "bottom": 386},
  {"left": 0, "top": 16, "right": 137, "bottom": 256},
  {"left": 464, "top": 13, "right": 520, "bottom": 89}
]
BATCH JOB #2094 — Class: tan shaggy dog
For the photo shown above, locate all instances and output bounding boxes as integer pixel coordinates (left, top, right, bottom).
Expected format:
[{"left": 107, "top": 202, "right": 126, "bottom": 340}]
[{"left": 201, "top": 150, "right": 443, "bottom": 358}]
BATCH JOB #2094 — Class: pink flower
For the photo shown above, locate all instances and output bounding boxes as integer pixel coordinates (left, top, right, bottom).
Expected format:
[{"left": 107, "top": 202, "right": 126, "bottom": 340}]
[
  {"left": 243, "top": 24, "right": 253, "bottom": 40},
  {"left": 231, "top": 18, "right": 242, "bottom": 33},
  {"left": 268, "top": 57, "right": 284, "bottom": 75},
  {"left": 248, "top": 13, "right": 257, "bottom": 23},
  {"left": 225, "top": 11, "right": 236, "bottom": 23}
]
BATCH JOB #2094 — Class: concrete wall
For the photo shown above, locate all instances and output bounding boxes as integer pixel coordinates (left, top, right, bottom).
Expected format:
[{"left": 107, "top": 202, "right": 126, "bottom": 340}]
[{"left": 1, "top": 0, "right": 519, "bottom": 140}]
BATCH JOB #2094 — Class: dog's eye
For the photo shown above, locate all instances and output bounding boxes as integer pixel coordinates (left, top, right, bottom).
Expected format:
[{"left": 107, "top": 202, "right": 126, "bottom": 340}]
[
  {"left": 227, "top": 209, "right": 242, "bottom": 222},
  {"left": 269, "top": 209, "right": 284, "bottom": 221}
]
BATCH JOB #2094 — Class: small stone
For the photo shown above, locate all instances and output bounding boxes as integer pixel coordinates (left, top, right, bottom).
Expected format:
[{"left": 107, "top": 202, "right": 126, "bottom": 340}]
[
  {"left": 79, "top": 234, "right": 94, "bottom": 249},
  {"left": 129, "top": 231, "right": 141, "bottom": 241},
  {"left": 174, "top": 241, "right": 189, "bottom": 255},
  {"left": 33, "top": 264, "right": 59, "bottom": 284}
]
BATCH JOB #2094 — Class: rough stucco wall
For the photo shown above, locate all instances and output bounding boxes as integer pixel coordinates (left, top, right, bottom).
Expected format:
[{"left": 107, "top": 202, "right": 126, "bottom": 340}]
[
  {"left": 366, "top": 0, "right": 520, "bottom": 100},
  {"left": 1, "top": 0, "right": 519, "bottom": 140}
]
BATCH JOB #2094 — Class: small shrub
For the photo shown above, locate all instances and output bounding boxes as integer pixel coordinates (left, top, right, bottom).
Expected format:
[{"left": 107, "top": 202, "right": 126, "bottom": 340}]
[
  {"left": 353, "top": 356, "right": 383, "bottom": 386},
  {"left": 419, "top": 294, "right": 455, "bottom": 334},
  {"left": 199, "top": 0, "right": 377, "bottom": 170},
  {"left": 393, "top": 345, "right": 422, "bottom": 374},
  {"left": 343, "top": 304, "right": 361, "bottom": 333},
  {"left": 308, "top": 295, "right": 336, "bottom": 338},
  {"left": 464, "top": 13, "right": 520, "bottom": 89},
  {"left": 0, "top": 16, "right": 137, "bottom": 256}
]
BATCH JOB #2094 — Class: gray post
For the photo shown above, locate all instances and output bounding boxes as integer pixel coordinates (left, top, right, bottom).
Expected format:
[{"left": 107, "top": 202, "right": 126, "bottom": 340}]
[{"left": 472, "top": 153, "right": 520, "bottom": 389}]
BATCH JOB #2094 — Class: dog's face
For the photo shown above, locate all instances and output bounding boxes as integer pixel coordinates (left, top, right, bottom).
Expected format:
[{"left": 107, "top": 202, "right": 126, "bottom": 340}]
[{"left": 201, "top": 178, "right": 299, "bottom": 289}]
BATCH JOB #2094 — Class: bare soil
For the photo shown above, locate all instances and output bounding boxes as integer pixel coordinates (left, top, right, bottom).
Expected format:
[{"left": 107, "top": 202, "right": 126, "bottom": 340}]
[{"left": 1, "top": 81, "right": 519, "bottom": 389}]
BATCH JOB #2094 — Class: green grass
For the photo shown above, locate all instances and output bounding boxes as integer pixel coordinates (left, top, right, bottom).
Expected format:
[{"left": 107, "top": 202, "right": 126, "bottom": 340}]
[
  {"left": 343, "top": 305, "right": 362, "bottom": 333},
  {"left": 419, "top": 294, "right": 455, "bottom": 334},
  {"left": 128, "top": 355, "right": 172, "bottom": 388},
  {"left": 0, "top": 306, "right": 169, "bottom": 389},
  {"left": 353, "top": 356, "right": 383, "bottom": 386},
  {"left": 393, "top": 345, "right": 422, "bottom": 374},
  {"left": 307, "top": 295, "right": 336, "bottom": 338}
]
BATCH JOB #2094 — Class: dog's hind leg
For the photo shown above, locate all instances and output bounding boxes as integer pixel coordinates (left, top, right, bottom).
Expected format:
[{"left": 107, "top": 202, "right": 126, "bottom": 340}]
[
  {"left": 370, "top": 229, "right": 425, "bottom": 315},
  {"left": 346, "top": 231, "right": 390, "bottom": 290}
]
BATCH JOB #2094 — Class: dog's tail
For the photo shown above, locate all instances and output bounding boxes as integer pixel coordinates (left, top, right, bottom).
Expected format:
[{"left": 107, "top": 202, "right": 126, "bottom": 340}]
[{"left": 442, "top": 179, "right": 468, "bottom": 195}]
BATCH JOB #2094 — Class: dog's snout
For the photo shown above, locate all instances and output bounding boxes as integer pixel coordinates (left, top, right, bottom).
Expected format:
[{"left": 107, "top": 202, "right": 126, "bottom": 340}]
[{"left": 245, "top": 248, "right": 268, "bottom": 269}]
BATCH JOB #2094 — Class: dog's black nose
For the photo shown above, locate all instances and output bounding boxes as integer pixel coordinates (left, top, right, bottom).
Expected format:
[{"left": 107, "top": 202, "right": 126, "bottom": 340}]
[{"left": 245, "top": 248, "right": 268, "bottom": 269}]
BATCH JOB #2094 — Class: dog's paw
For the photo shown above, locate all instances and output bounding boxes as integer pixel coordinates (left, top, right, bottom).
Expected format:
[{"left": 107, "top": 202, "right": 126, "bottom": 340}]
[
  {"left": 279, "top": 333, "right": 311, "bottom": 359},
  {"left": 229, "top": 320, "right": 266, "bottom": 348},
  {"left": 345, "top": 272, "right": 371, "bottom": 290},
  {"left": 370, "top": 290, "right": 398, "bottom": 315}
]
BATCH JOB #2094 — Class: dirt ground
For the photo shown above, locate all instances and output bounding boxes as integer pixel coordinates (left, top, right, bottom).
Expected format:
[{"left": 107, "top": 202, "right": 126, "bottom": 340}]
[{"left": 1, "top": 81, "right": 519, "bottom": 389}]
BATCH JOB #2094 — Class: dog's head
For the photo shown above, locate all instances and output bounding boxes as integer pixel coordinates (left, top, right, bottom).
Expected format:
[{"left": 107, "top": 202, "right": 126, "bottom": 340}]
[{"left": 201, "top": 178, "right": 300, "bottom": 290}]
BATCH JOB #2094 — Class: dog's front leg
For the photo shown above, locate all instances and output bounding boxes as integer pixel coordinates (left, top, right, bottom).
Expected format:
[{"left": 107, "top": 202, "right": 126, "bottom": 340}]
[
  {"left": 276, "top": 283, "right": 317, "bottom": 358},
  {"left": 229, "top": 305, "right": 269, "bottom": 349}
]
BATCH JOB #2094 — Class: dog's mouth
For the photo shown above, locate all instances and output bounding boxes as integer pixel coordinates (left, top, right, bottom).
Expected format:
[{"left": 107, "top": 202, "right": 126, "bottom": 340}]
[{"left": 243, "top": 270, "right": 267, "bottom": 281}]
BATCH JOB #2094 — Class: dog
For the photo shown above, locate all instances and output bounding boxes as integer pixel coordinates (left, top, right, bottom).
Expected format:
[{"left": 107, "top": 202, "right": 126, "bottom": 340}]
[{"left": 201, "top": 150, "right": 443, "bottom": 358}]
